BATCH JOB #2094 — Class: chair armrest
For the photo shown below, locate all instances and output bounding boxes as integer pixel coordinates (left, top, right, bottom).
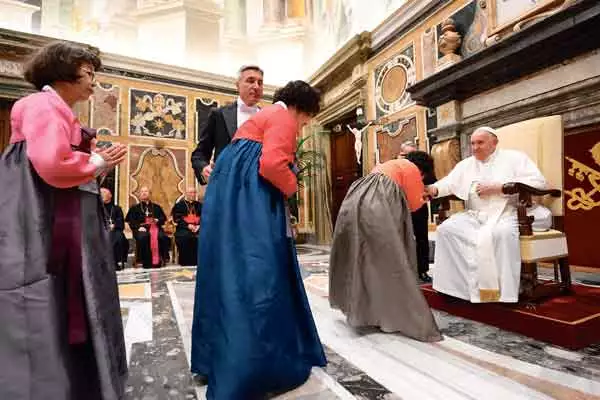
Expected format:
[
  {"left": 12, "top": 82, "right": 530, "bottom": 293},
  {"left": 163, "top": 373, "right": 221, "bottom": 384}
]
[
  {"left": 502, "top": 182, "right": 561, "bottom": 236},
  {"left": 502, "top": 182, "right": 561, "bottom": 197},
  {"left": 435, "top": 195, "right": 463, "bottom": 224}
]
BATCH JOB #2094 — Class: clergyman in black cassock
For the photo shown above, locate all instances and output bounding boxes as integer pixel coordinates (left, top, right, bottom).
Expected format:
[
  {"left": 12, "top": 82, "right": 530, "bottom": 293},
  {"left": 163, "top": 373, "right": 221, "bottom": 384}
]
[
  {"left": 171, "top": 187, "right": 202, "bottom": 266},
  {"left": 101, "top": 187, "right": 129, "bottom": 270},
  {"left": 125, "top": 186, "right": 170, "bottom": 268}
]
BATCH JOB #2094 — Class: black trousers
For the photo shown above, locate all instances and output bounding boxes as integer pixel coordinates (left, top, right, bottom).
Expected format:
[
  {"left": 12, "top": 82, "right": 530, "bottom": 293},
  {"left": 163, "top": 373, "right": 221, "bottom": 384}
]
[
  {"left": 174, "top": 230, "right": 198, "bottom": 266},
  {"left": 109, "top": 230, "right": 129, "bottom": 269},
  {"left": 411, "top": 204, "right": 430, "bottom": 275}
]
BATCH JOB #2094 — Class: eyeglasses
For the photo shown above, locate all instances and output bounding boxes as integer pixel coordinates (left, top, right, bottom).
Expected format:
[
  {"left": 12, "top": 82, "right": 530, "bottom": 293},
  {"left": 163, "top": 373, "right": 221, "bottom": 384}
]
[{"left": 79, "top": 68, "right": 96, "bottom": 81}]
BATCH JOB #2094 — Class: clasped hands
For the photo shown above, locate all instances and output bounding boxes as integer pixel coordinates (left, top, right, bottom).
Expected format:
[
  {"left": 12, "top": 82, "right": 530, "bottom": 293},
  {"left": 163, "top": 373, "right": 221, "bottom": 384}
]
[
  {"left": 138, "top": 219, "right": 159, "bottom": 232},
  {"left": 187, "top": 224, "right": 200, "bottom": 233},
  {"left": 91, "top": 140, "right": 127, "bottom": 169},
  {"left": 473, "top": 182, "right": 503, "bottom": 196}
]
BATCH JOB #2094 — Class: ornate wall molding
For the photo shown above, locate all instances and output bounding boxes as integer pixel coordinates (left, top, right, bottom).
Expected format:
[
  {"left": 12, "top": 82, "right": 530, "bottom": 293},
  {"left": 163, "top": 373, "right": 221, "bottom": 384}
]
[
  {"left": 315, "top": 71, "right": 367, "bottom": 127},
  {"left": 371, "top": 0, "right": 450, "bottom": 54},
  {"left": 101, "top": 52, "right": 277, "bottom": 99},
  {"left": 373, "top": 44, "right": 416, "bottom": 119},
  {"left": 128, "top": 145, "right": 187, "bottom": 210},
  {"left": 484, "top": 0, "right": 576, "bottom": 46},
  {"left": 308, "top": 31, "right": 371, "bottom": 89},
  {"left": 0, "top": 59, "right": 23, "bottom": 78},
  {"left": 407, "top": 0, "right": 600, "bottom": 108}
]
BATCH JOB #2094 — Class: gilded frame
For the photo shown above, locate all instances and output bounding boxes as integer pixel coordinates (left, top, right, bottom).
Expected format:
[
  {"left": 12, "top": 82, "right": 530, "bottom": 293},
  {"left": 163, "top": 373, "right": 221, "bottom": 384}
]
[{"left": 487, "top": 0, "right": 565, "bottom": 36}]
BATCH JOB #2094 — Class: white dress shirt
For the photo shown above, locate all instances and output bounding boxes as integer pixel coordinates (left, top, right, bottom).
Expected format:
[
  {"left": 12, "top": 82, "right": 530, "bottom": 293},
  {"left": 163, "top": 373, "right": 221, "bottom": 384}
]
[{"left": 236, "top": 97, "right": 260, "bottom": 127}]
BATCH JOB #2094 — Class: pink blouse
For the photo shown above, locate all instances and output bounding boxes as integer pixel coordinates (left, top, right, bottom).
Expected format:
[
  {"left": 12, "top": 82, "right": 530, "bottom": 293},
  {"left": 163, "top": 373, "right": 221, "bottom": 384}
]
[
  {"left": 10, "top": 88, "right": 97, "bottom": 188},
  {"left": 372, "top": 158, "right": 425, "bottom": 212}
]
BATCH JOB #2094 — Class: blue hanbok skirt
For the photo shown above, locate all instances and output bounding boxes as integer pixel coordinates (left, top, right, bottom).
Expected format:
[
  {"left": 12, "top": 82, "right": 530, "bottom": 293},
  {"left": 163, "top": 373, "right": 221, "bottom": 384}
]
[{"left": 190, "top": 139, "right": 326, "bottom": 399}]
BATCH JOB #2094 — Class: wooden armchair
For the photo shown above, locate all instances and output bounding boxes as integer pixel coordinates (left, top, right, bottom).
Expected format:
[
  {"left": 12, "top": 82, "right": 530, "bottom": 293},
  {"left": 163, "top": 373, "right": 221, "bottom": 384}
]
[{"left": 436, "top": 116, "right": 571, "bottom": 301}]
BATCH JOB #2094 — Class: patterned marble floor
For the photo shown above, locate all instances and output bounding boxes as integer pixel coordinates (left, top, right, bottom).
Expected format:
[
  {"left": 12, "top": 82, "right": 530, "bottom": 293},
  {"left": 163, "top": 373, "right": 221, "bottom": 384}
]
[{"left": 117, "top": 245, "right": 600, "bottom": 400}]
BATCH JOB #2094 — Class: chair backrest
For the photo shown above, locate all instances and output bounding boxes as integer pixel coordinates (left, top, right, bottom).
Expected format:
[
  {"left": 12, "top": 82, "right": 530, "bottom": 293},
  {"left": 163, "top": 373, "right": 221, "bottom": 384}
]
[{"left": 495, "top": 115, "right": 564, "bottom": 216}]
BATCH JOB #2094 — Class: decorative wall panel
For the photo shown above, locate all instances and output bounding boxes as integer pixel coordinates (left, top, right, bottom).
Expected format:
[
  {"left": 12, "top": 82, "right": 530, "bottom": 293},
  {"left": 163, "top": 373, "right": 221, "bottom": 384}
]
[
  {"left": 128, "top": 145, "right": 187, "bottom": 212},
  {"left": 97, "top": 140, "right": 119, "bottom": 202},
  {"left": 564, "top": 131, "right": 600, "bottom": 269},
  {"left": 374, "top": 45, "right": 416, "bottom": 120},
  {"left": 376, "top": 116, "right": 417, "bottom": 163},
  {"left": 462, "top": 0, "right": 488, "bottom": 57},
  {"left": 436, "top": 1, "right": 476, "bottom": 59},
  {"left": 195, "top": 97, "right": 219, "bottom": 142},
  {"left": 91, "top": 82, "right": 120, "bottom": 136},
  {"left": 421, "top": 27, "right": 437, "bottom": 79},
  {"left": 73, "top": 99, "right": 90, "bottom": 126},
  {"left": 129, "top": 89, "right": 187, "bottom": 139}
]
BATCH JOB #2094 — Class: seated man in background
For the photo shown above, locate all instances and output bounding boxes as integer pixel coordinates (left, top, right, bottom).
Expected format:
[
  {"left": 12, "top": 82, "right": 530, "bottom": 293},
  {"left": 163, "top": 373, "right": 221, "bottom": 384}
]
[
  {"left": 426, "top": 127, "right": 551, "bottom": 303},
  {"left": 101, "top": 187, "right": 129, "bottom": 270},
  {"left": 125, "top": 186, "right": 170, "bottom": 268},
  {"left": 171, "top": 186, "right": 202, "bottom": 266}
]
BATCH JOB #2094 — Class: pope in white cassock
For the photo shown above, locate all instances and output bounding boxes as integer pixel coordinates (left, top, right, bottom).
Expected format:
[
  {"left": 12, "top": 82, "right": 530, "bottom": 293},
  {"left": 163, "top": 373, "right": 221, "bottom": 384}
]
[{"left": 426, "top": 127, "right": 552, "bottom": 303}]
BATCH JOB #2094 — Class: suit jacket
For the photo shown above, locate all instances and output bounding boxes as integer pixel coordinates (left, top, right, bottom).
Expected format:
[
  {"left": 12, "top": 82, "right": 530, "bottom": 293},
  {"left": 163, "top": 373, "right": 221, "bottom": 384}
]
[{"left": 191, "top": 101, "right": 238, "bottom": 185}]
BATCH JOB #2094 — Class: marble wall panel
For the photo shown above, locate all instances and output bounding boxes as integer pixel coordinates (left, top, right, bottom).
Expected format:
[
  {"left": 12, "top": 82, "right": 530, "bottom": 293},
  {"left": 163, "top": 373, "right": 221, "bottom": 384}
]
[
  {"left": 436, "top": 1, "right": 476, "bottom": 59},
  {"left": 376, "top": 116, "right": 417, "bottom": 163},
  {"left": 374, "top": 45, "right": 416, "bottom": 120},
  {"left": 129, "top": 88, "right": 187, "bottom": 140},
  {"left": 195, "top": 97, "right": 219, "bottom": 142},
  {"left": 128, "top": 145, "right": 186, "bottom": 212},
  {"left": 421, "top": 27, "right": 437, "bottom": 79},
  {"left": 91, "top": 82, "right": 120, "bottom": 136}
]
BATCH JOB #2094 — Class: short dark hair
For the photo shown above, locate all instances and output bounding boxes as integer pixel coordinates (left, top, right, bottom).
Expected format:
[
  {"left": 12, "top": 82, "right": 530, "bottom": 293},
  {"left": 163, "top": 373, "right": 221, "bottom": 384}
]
[
  {"left": 404, "top": 150, "right": 436, "bottom": 184},
  {"left": 273, "top": 80, "right": 321, "bottom": 116},
  {"left": 238, "top": 65, "right": 264, "bottom": 78},
  {"left": 23, "top": 41, "right": 101, "bottom": 90}
]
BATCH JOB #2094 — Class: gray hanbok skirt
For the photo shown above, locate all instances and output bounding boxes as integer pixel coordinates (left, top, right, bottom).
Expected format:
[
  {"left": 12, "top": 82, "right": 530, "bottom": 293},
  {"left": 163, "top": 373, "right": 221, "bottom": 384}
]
[
  {"left": 0, "top": 142, "right": 127, "bottom": 400},
  {"left": 329, "top": 173, "right": 442, "bottom": 342}
]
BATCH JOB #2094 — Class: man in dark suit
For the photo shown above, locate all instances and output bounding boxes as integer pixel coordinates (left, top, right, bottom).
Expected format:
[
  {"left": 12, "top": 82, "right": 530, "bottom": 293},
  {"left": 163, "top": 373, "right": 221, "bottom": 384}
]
[{"left": 191, "top": 65, "right": 264, "bottom": 184}]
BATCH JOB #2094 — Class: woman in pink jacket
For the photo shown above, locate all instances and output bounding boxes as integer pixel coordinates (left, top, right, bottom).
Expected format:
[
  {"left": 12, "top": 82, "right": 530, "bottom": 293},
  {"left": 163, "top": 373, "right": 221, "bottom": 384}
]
[{"left": 0, "top": 42, "right": 127, "bottom": 400}]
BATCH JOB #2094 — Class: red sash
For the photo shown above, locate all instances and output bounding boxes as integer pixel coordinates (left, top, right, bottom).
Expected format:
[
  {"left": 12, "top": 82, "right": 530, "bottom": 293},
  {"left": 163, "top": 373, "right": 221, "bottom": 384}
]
[
  {"left": 145, "top": 216, "right": 160, "bottom": 265},
  {"left": 183, "top": 214, "right": 200, "bottom": 225}
]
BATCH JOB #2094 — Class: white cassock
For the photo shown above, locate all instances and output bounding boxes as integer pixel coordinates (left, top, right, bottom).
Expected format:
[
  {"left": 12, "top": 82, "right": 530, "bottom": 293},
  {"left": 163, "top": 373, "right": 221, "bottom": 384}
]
[{"left": 432, "top": 149, "right": 551, "bottom": 303}]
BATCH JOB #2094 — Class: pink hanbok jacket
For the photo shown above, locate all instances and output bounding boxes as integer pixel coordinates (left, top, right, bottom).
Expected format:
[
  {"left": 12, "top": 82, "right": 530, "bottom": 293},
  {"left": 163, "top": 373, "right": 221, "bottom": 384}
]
[{"left": 10, "top": 88, "right": 97, "bottom": 188}]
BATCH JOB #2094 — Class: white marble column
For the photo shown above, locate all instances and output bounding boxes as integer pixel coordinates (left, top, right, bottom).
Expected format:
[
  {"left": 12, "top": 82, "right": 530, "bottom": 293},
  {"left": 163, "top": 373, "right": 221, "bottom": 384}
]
[
  {"left": 0, "top": 0, "right": 40, "bottom": 32},
  {"left": 133, "top": 0, "right": 223, "bottom": 71},
  {"left": 263, "top": 0, "right": 284, "bottom": 26},
  {"left": 224, "top": 0, "right": 246, "bottom": 36}
]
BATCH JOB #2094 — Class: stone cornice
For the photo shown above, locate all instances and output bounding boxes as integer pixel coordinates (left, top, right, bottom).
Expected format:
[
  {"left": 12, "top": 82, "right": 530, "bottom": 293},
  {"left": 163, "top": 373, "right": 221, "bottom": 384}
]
[
  {"left": 100, "top": 52, "right": 277, "bottom": 98},
  {"left": 307, "top": 31, "right": 371, "bottom": 90},
  {"left": 133, "top": 0, "right": 222, "bottom": 20},
  {"left": 0, "top": 28, "right": 277, "bottom": 99},
  {"left": 371, "top": 0, "right": 450, "bottom": 54},
  {"left": 0, "top": 28, "right": 98, "bottom": 57},
  {"left": 316, "top": 77, "right": 366, "bottom": 126},
  {"left": 428, "top": 75, "right": 600, "bottom": 139},
  {"left": 406, "top": 0, "right": 600, "bottom": 108}
]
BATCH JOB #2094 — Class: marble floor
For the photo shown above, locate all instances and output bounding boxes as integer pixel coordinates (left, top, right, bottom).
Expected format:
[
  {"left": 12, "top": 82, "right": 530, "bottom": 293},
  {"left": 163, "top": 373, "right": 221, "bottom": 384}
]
[{"left": 117, "top": 245, "right": 600, "bottom": 399}]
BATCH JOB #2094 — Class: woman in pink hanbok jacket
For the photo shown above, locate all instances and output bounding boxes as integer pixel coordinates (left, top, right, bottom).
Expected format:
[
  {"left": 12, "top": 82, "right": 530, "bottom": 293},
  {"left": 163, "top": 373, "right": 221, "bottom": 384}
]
[{"left": 0, "top": 42, "right": 128, "bottom": 400}]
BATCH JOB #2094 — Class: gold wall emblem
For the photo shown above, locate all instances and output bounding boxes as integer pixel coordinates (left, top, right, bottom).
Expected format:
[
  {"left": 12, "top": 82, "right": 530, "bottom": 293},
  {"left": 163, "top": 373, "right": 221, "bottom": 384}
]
[{"left": 565, "top": 142, "right": 600, "bottom": 211}]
